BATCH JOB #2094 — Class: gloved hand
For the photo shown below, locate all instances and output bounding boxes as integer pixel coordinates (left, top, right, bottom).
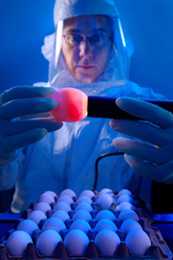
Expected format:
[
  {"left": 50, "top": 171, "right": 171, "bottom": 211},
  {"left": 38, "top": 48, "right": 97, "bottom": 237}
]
[
  {"left": 110, "top": 97, "right": 173, "bottom": 184},
  {"left": 0, "top": 86, "right": 62, "bottom": 165}
]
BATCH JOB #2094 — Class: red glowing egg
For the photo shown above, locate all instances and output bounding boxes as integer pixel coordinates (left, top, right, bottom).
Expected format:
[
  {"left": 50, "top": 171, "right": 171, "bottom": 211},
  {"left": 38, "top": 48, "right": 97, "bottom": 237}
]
[{"left": 50, "top": 88, "right": 88, "bottom": 122}]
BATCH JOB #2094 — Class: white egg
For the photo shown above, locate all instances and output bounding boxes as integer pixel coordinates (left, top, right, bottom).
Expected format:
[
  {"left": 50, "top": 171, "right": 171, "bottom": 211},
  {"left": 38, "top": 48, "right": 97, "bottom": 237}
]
[
  {"left": 17, "top": 219, "right": 39, "bottom": 235},
  {"left": 36, "top": 229, "right": 62, "bottom": 257},
  {"left": 125, "top": 228, "right": 151, "bottom": 256},
  {"left": 96, "top": 194, "right": 113, "bottom": 209},
  {"left": 95, "top": 229, "right": 120, "bottom": 256},
  {"left": 28, "top": 210, "right": 47, "bottom": 224},
  {"left": 116, "top": 202, "right": 133, "bottom": 212},
  {"left": 79, "top": 190, "right": 95, "bottom": 199},
  {"left": 6, "top": 230, "right": 32, "bottom": 257},
  {"left": 70, "top": 219, "right": 91, "bottom": 233},
  {"left": 118, "top": 209, "right": 139, "bottom": 222},
  {"left": 99, "top": 188, "right": 113, "bottom": 195},
  {"left": 77, "top": 196, "right": 92, "bottom": 204},
  {"left": 34, "top": 202, "right": 51, "bottom": 213},
  {"left": 117, "top": 189, "right": 132, "bottom": 196},
  {"left": 42, "top": 218, "right": 66, "bottom": 232},
  {"left": 39, "top": 194, "right": 55, "bottom": 205},
  {"left": 53, "top": 201, "right": 71, "bottom": 212},
  {"left": 73, "top": 210, "right": 92, "bottom": 222},
  {"left": 64, "top": 229, "right": 89, "bottom": 256},
  {"left": 58, "top": 195, "right": 74, "bottom": 205},
  {"left": 75, "top": 202, "right": 93, "bottom": 212},
  {"left": 60, "top": 189, "right": 76, "bottom": 198},
  {"left": 95, "top": 210, "right": 116, "bottom": 221},
  {"left": 120, "top": 219, "right": 142, "bottom": 234},
  {"left": 52, "top": 210, "right": 70, "bottom": 222},
  {"left": 94, "top": 219, "right": 117, "bottom": 233},
  {"left": 40, "top": 191, "right": 57, "bottom": 200},
  {"left": 116, "top": 194, "right": 133, "bottom": 204}
]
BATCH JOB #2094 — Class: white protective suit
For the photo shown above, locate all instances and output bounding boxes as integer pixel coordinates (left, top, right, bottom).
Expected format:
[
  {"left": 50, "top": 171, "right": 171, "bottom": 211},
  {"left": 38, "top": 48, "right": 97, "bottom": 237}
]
[{"left": 0, "top": 0, "right": 164, "bottom": 212}]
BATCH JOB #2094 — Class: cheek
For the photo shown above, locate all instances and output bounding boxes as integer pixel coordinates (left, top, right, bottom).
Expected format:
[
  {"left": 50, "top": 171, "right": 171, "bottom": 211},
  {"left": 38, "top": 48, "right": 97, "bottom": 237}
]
[
  {"left": 62, "top": 46, "right": 79, "bottom": 69},
  {"left": 71, "top": 49, "right": 80, "bottom": 64},
  {"left": 95, "top": 49, "right": 110, "bottom": 71}
]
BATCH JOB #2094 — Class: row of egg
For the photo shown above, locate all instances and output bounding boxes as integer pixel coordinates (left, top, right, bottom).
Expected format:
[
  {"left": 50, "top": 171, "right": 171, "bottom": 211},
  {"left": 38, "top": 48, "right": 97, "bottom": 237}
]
[
  {"left": 28, "top": 188, "right": 136, "bottom": 224},
  {"left": 5, "top": 189, "right": 151, "bottom": 257},
  {"left": 6, "top": 220, "right": 151, "bottom": 257},
  {"left": 37, "top": 188, "right": 134, "bottom": 210}
]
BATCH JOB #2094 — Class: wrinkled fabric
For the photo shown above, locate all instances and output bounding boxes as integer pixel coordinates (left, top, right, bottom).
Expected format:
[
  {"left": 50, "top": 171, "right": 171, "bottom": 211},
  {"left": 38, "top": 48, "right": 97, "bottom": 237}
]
[
  {"left": 53, "top": 0, "right": 119, "bottom": 25},
  {"left": 0, "top": 0, "right": 165, "bottom": 212},
  {"left": 0, "top": 81, "right": 164, "bottom": 212}
]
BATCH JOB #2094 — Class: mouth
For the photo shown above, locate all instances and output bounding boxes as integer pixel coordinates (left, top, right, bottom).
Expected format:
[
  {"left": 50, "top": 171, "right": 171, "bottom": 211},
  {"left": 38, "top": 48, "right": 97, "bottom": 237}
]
[{"left": 77, "top": 65, "right": 95, "bottom": 69}]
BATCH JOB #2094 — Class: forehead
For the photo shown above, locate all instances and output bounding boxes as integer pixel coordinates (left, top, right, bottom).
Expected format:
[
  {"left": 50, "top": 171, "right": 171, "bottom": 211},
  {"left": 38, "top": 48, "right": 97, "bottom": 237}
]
[{"left": 63, "top": 15, "right": 112, "bottom": 33}]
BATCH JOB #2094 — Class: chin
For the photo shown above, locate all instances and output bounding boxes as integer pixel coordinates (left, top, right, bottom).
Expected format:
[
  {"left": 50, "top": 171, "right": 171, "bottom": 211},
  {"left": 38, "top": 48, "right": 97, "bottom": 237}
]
[
  {"left": 78, "top": 78, "right": 95, "bottom": 83},
  {"left": 73, "top": 67, "right": 100, "bottom": 83},
  {"left": 75, "top": 74, "right": 98, "bottom": 84}
]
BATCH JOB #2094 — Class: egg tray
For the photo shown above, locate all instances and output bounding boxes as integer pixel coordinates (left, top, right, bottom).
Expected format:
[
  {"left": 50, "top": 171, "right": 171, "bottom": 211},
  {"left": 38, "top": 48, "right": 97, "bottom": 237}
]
[
  {"left": 0, "top": 210, "right": 172, "bottom": 260},
  {"left": 0, "top": 241, "right": 170, "bottom": 260},
  {"left": 0, "top": 190, "right": 173, "bottom": 260}
]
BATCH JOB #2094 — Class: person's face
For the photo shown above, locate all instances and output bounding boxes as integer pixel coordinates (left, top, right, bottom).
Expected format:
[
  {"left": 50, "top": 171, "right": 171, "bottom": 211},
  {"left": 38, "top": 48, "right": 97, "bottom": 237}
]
[{"left": 61, "top": 15, "right": 113, "bottom": 83}]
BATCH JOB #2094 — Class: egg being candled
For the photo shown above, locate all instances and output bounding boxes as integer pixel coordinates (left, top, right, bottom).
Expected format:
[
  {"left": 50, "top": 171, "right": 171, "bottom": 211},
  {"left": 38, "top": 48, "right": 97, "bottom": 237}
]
[{"left": 50, "top": 88, "right": 88, "bottom": 122}]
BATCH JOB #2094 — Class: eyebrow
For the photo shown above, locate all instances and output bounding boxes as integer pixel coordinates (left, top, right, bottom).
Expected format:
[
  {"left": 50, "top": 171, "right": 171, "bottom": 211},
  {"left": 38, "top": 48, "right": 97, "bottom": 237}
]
[
  {"left": 64, "top": 28, "right": 80, "bottom": 34},
  {"left": 64, "top": 28, "right": 110, "bottom": 34}
]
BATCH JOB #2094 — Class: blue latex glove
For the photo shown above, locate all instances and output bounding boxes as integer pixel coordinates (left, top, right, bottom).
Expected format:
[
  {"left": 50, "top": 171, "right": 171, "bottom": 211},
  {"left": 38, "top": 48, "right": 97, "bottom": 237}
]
[
  {"left": 110, "top": 97, "right": 173, "bottom": 184},
  {"left": 0, "top": 86, "right": 62, "bottom": 165}
]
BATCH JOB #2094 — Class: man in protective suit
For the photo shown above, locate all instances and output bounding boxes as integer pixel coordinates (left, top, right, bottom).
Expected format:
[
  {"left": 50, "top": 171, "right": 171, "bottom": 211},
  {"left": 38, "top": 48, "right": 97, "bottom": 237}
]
[{"left": 0, "top": 0, "right": 173, "bottom": 212}]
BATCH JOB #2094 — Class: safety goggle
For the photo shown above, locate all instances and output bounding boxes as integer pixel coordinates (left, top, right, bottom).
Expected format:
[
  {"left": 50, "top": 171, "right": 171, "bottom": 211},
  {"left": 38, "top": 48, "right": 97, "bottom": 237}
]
[{"left": 62, "top": 29, "right": 113, "bottom": 48}]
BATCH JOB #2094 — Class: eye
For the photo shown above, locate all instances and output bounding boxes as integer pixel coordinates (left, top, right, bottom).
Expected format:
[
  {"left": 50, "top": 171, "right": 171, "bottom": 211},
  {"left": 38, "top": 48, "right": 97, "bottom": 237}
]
[
  {"left": 67, "top": 33, "right": 82, "bottom": 45},
  {"left": 89, "top": 33, "right": 102, "bottom": 44}
]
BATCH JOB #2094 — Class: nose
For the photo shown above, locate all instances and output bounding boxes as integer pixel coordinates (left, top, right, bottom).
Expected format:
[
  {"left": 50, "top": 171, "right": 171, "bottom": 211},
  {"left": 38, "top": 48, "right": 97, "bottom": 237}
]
[{"left": 79, "top": 39, "right": 91, "bottom": 57}]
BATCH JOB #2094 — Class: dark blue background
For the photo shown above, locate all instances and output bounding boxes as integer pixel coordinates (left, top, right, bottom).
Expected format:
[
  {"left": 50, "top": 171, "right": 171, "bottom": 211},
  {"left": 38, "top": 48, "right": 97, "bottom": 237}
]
[
  {"left": 1, "top": 0, "right": 173, "bottom": 98},
  {"left": 0, "top": 0, "right": 54, "bottom": 90}
]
